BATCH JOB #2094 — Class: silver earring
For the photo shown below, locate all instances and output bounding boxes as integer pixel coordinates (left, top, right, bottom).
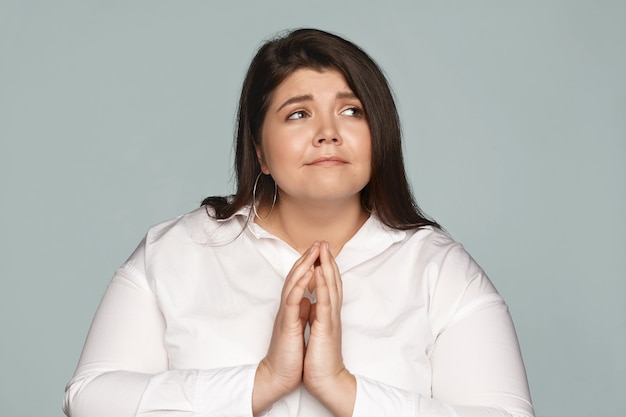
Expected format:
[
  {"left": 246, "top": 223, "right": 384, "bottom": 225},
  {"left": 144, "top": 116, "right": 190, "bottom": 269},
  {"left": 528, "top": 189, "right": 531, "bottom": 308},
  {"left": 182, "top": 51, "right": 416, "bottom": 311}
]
[{"left": 252, "top": 172, "right": 277, "bottom": 220}]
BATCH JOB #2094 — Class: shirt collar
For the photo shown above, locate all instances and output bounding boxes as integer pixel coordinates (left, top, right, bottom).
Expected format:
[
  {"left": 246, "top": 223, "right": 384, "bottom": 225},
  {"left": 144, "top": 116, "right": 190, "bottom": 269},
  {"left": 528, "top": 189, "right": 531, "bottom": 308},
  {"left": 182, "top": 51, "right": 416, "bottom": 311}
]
[
  {"left": 241, "top": 206, "right": 406, "bottom": 273},
  {"left": 215, "top": 205, "right": 252, "bottom": 223},
  {"left": 337, "top": 215, "right": 406, "bottom": 273}
]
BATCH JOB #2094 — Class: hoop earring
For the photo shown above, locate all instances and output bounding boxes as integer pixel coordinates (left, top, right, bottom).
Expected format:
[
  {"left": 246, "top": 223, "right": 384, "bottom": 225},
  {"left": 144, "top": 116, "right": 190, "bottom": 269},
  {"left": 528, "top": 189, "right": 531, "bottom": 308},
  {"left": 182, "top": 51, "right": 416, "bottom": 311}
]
[{"left": 252, "top": 172, "right": 277, "bottom": 220}]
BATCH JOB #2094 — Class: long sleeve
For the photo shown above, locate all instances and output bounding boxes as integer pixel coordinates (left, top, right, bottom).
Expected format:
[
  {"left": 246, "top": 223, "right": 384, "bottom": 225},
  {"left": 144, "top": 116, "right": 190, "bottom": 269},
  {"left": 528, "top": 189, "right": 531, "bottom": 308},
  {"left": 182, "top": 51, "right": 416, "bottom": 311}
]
[
  {"left": 338, "top": 228, "right": 534, "bottom": 417},
  {"left": 64, "top": 209, "right": 535, "bottom": 417},
  {"left": 351, "top": 294, "right": 534, "bottom": 417},
  {"left": 63, "top": 241, "right": 258, "bottom": 417}
]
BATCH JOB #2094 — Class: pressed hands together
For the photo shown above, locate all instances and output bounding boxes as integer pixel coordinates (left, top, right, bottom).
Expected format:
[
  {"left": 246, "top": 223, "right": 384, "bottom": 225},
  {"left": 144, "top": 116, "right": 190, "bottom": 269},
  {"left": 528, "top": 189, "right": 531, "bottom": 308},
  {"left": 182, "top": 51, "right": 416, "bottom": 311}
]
[{"left": 252, "top": 241, "right": 356, "bottom": 416}]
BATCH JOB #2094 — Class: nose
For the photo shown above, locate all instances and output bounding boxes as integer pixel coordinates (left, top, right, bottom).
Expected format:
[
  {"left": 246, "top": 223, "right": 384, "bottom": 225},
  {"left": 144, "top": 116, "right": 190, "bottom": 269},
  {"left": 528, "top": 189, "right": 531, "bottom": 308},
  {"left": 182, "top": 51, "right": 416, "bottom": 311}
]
[
  {"left": 316, "top": 136, "right": 340, "bottom": 145},
  {"left": 313, "top": 115, "right": 342, "bottom": 146}
]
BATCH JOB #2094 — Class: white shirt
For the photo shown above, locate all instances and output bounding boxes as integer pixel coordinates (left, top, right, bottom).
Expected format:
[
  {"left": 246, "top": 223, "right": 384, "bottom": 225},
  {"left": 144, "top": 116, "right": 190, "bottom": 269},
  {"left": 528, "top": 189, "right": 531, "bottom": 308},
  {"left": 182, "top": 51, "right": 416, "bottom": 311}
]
[{"left": 63, "top": 206, "right": 534, "bottom": 417}]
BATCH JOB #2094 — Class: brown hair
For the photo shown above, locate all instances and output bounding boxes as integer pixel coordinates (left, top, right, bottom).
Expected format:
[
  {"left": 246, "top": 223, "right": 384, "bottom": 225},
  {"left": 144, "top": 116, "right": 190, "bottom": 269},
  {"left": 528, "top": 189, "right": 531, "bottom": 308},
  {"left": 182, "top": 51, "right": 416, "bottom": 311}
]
[{"left": 202, "top": 28, "right": 439, "bottom": 230}]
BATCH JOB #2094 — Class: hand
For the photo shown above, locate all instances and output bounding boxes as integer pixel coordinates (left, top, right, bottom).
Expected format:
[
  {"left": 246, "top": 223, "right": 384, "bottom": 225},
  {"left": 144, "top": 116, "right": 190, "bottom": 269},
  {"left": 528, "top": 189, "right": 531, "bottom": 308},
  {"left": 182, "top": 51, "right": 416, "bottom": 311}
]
[
  {"left": 303, "top": 242, "right": 356, "bottom": 416},
  {"left": 252, "top": 242, "right": 320, "bottom": 413}
]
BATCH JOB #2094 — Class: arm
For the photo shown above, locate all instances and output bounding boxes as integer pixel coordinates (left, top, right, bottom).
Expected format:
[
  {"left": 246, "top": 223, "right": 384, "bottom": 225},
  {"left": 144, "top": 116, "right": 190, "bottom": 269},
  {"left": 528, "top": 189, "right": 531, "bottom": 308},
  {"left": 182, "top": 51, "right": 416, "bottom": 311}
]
[
  {"left": 63, "top": 245, "right": 258, "bottom": 417},
  {"left": 300, "top": 242, "right": 533, "bottom": 417},
  {"left": 64, "top": 262, "right": 168, "bottom": 417},
  {"left": 298, "top": 236, "right": 533, "bottom": 417},
  {"left": 351, "top": 294, "right": 534, "bottom": 417},
  {"left": 65, "top": 237, "right": 325, "bottom": 417}
]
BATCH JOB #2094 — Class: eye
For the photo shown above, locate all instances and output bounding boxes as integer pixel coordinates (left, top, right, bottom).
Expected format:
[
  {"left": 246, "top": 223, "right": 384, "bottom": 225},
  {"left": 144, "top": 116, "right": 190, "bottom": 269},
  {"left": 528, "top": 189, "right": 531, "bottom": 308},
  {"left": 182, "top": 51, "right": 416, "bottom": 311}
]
[
  {"left": 341, "top": 106, "right": 364, "bottom": 118},
  {"left": 286, "top": 110, "right": 309, "bottom": 120}
]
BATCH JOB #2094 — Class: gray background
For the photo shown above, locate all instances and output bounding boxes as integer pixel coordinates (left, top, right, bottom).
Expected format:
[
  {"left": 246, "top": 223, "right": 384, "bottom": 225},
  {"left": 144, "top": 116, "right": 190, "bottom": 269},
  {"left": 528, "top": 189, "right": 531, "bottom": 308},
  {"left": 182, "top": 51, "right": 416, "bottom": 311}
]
[{"left": 1, "top": 1, "right": 624, "bottom": 416}]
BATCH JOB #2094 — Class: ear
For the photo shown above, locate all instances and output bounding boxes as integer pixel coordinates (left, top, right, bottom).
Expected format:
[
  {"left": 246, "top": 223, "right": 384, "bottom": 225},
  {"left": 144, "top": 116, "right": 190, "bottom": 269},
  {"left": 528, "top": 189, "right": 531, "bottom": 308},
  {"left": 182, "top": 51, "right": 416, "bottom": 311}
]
[{"left": 255, "top": 145, "right": 270, "bottom": 174}]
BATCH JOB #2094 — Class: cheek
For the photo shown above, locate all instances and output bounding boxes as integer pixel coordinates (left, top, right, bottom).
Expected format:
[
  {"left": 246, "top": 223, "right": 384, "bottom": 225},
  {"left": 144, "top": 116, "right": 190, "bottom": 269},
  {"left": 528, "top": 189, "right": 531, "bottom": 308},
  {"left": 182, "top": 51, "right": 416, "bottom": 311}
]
[
  {"left": 261, "top": 140, "right": 299, "bottom": 175},
  {"left": 359, "top": 132, "right": 373, "bottom": 170},
  {"left": 362, "top": 148, "right": 373, "bottom": 181},
  {"left": 264, "top": 125, "right": 310, "bottom": 169}
]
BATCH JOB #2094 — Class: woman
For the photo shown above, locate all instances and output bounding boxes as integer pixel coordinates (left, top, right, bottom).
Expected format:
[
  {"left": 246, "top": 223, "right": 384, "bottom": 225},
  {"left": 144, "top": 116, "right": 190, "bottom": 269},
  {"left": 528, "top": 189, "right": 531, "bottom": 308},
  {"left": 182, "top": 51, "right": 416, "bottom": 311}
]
[{"left": 64, "top": 29, "right": 534, "bottom": 417}]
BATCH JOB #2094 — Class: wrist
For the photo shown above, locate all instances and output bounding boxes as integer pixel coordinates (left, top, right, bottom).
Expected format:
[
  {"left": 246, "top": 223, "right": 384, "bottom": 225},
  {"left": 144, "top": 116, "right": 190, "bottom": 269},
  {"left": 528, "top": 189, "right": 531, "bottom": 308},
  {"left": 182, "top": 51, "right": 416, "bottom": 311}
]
[
  {"left": 252, "top": 358, "right": 300, "bottom": 415},
  {"left": 305, "top": 368, "right": 356, "bottom": 417}
]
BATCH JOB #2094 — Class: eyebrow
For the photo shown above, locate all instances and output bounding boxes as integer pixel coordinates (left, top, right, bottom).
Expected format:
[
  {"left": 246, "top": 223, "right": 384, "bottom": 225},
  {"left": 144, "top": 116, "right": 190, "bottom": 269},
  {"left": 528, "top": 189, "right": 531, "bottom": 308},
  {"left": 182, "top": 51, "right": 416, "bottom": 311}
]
[
  {"left": 276, "top": 94, "right": 313, "bottom": 113},
  {"left": 336, "top": 91, "right": 358, "bottom": 100},
  {"left": 275, "top": 91, "right": 359, "bottom": 113}
]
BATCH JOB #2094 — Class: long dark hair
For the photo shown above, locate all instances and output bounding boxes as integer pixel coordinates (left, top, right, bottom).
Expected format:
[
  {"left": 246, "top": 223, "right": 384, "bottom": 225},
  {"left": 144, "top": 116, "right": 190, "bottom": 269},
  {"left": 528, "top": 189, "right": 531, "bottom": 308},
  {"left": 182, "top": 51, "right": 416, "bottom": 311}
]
[{"left": 202, "top": 28, "right": 439, "bottom": 230}]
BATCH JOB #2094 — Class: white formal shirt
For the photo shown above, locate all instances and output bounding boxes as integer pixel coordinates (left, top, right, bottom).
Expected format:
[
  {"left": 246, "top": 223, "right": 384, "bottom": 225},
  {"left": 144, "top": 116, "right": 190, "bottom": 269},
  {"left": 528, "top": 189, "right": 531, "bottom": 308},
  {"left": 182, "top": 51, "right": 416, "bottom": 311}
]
[{"left": 63, "top": 206, "right": 534, "bottom": 417}]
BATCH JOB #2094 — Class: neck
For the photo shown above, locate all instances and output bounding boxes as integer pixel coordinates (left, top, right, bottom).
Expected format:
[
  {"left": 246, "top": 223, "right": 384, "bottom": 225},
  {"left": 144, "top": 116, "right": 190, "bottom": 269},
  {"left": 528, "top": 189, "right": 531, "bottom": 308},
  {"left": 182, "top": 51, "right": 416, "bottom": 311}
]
[{"left": 256, "top": 196, "right": 369, "bottom": 256}]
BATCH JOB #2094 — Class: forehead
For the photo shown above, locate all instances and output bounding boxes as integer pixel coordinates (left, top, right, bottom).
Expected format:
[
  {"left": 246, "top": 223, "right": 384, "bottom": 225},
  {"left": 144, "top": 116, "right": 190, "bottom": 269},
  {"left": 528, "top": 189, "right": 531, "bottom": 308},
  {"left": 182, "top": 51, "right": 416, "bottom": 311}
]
[{"left": 270, "top": 68, "right": 353, "bottom": 102}]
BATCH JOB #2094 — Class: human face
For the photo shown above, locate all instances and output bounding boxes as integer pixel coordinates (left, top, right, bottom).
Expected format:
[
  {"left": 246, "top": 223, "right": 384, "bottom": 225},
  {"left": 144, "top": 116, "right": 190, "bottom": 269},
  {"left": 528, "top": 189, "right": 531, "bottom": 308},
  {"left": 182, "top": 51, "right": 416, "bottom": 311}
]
[{"left": 258, "top": 68, "right": 372, "bottom": 207}]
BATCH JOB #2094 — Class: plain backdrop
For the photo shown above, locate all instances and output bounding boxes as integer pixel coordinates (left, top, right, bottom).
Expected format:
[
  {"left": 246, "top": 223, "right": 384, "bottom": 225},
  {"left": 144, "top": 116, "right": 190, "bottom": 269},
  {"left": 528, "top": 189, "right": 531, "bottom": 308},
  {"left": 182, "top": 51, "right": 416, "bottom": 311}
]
[{"left": 1, "top": 1, "right": 624, "bottom": 416}]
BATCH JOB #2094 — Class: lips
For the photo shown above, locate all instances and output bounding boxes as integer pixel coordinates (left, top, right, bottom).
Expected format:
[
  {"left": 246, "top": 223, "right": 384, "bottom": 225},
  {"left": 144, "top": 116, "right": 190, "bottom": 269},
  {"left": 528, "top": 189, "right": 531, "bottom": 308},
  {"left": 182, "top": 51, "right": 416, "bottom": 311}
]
[{"left": 306, "top": 156, "right": 348, "bottom": 166}]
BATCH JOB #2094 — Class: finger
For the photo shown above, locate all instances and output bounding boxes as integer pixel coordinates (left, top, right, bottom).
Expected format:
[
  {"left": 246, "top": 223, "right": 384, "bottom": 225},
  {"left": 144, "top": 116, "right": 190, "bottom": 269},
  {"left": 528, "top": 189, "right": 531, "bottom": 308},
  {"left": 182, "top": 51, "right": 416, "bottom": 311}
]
[
  {"left": 282, "top": 243, "right": 320, "bottom": 298},
  {"left": 299, "top": 298, "right": 311, "bottom": 329},
  {"left": 285, "top": 270, "right": 314, "bottom": 307},
  {"left": 290, "top": 242, "right": 320, "bottom": 279},
  {"left": 318, "top": 242, "right": 340, "bottom": 306},
  {"left": 329, "top": 245, "right": 342, "bottom": 302},
  {"left": 277, "top": 270, "right": 314, "bottom": 334},
  {"left": 312, "top": 265, "right": 331, "bottom": 324}
]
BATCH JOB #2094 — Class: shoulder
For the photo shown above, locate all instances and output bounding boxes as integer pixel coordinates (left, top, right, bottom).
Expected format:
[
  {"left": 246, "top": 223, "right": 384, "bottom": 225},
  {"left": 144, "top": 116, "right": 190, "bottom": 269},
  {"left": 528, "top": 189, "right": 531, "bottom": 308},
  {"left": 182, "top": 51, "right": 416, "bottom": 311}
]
[
  {"left": 402, "top": 226, "right": 474, "bottom": 268},
  {"left": 405, "top": 226, "right": 490, "bottom": 284},
  {"left": 121, "top": 206, "right": 252, "bottom": 282},
  {"left": 358, "top": 217, "right": 471, "bottom": 269},
  {"left": 360, "top": 217, "right": 485, "bottom": 280},
  {"left": 400, "top": 225, "right": 499, "bottom": 299},
  {"left": 404, "top": 227, "right": 502, "bottom": 331},
  {"left": 144, "top": 205, "right": 251, "bottom": 249}
]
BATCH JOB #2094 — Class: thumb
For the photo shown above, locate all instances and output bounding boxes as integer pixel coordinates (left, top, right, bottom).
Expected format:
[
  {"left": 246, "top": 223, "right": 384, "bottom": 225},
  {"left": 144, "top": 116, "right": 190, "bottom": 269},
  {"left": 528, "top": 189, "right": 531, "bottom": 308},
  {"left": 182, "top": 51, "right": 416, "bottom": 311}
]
[
  {"left": 299, "top": 298, "right": 311, "bottom": 329},
  {"left": 308, "top": 302, "right": 317, "bottom": 325}
]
